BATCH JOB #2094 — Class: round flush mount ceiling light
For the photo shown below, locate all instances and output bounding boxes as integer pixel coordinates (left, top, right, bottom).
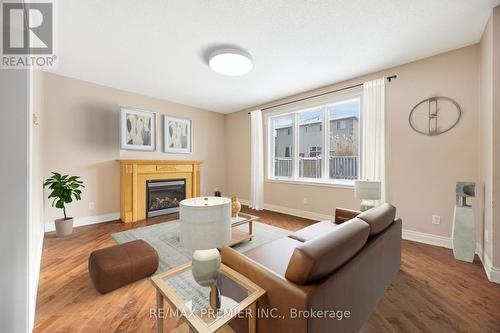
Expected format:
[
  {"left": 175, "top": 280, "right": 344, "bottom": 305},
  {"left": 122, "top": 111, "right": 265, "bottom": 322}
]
[{"left": 209, "top": 49, "right": 253, "bottom": 76}]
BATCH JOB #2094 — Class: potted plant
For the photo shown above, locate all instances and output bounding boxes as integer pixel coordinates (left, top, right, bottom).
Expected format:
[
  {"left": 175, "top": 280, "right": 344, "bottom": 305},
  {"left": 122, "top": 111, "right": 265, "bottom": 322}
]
[{"left": 43, "top": 172, "right": 84, "bottom": 237}]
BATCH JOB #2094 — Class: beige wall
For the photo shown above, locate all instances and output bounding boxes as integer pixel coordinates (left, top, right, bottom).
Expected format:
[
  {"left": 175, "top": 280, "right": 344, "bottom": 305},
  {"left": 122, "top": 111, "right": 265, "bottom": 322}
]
[
  {"left": 0, "top": 41, "right": 30, "bottom": 333},
  {"left": 479, "top": 10, "right": 494, "bottom": 266},
  {"left": 479, "top": 6, "right": 500, "bottom": 268},
  {"left": 42, "top": 72, "right": 226, "bottom": 226},
  {"left": 493, "top": 7, "right": 500, "bottom": 269},
  {"left": 40, "top": 40, "right": 489, "bottom": 254},
  {"left": 226, "top": 45, "right": 480, "bottom": 239}
]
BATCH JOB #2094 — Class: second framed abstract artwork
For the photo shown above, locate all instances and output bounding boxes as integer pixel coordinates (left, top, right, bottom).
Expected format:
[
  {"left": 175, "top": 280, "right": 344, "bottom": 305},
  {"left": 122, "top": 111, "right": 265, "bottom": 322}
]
[{"left": 163, "top": 115, "right": 192, "bottom": 154}]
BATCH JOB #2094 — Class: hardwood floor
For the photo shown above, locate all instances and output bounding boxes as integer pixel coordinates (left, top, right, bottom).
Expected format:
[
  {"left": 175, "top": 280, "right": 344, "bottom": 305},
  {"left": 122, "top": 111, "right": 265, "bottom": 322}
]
[{"left": 34, "top": 207, "right": 500, "bottom": 333}]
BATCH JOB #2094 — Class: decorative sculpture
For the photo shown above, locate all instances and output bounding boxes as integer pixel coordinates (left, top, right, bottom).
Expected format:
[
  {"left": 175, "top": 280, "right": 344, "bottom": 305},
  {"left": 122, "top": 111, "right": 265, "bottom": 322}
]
[
  {"left": 409, "top": 96, "right": 462, "bottom": 136},
  {"left": 452, "top": 182, "right": 476, "bottom": 263}
]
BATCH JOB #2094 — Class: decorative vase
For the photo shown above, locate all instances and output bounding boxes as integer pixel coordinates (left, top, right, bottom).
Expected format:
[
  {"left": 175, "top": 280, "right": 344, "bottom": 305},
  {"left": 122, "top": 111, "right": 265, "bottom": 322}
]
[
  {"left": 54, "top": 217, "right": 74, "bottom": 237},
  {"left": 231, "top": 196, "right": 241, "bottom": 217},
  {"left": 191, "top": 248, "right": 221, "bottom": 287}
]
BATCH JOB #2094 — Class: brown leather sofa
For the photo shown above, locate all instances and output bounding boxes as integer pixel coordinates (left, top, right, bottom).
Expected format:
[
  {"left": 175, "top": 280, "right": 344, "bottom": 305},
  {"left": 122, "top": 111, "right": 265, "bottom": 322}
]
[{"left": 222, "top": 203, "right": 401, "bottom": 333}]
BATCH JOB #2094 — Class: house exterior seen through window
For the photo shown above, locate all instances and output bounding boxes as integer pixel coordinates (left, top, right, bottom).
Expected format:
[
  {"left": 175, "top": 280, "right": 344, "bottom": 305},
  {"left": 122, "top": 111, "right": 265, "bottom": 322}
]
[{"left": 270, "top": 96, "right": 360, "bottom": 184}]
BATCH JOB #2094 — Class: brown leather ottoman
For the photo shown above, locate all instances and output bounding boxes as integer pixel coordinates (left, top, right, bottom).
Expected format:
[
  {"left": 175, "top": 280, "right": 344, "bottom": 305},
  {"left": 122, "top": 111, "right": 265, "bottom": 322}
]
[{"left": 88, "top": 240, "right": 159, "bottom": 294}]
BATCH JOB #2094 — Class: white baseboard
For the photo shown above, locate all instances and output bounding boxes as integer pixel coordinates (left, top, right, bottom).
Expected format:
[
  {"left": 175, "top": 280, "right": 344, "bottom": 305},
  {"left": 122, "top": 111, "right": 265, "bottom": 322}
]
[
  {"left": 403, "top": 230, "right": 500, "bottom": 284},
  {"left": 44, "top": 212, "right": 120, "bottom": 232},
  {"left": 401, "top": 229, "right": 452, "bottom": 249},
  {"left": 239, "top": 198, "right": 332, "bottom": 221},
  {"left": 240, "top": 199, "right": 454, "bottom": 250},
  {"left": 479, "top": 253, "right": 500, "bottom": 284}
]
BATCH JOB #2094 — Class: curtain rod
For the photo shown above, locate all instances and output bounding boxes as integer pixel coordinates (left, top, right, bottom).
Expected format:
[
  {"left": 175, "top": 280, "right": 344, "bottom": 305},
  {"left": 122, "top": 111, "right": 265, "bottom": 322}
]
[{"left": 248, "top": 75, "right": 397, "bottom": 114}]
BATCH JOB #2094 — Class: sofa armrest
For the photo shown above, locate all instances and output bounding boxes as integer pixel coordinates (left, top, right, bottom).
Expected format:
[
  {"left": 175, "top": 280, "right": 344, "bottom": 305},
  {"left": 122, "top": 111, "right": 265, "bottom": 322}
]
[
  {"left": 334, "top": 207, "right": 361, "bottom": 224},
  {"left": 221, "top": 246, "right": 313, "bottom": 333}
]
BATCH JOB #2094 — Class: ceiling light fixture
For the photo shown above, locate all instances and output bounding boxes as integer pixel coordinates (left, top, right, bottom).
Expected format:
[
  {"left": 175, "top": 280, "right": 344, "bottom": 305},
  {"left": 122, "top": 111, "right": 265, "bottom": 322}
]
[{"left": 209, "top": 48, "right": 253, "bottom": 76}]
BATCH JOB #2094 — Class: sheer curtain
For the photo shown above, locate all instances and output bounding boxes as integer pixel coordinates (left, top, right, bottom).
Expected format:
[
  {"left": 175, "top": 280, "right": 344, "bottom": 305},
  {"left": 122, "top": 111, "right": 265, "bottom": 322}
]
[
  {"left": 250, "top": 110, "right": 264, "bottom": 210},
  {"left": 361, "top": 78, "right": 388, "bottom": 202}
]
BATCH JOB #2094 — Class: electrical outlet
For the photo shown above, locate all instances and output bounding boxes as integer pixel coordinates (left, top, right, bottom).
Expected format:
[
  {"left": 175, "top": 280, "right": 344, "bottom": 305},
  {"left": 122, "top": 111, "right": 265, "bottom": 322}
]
[
  {"left": 303, "top": 197, "right": 308, "bottom": 204},
  {"left": 431, "top": 215, "right": 441, "bottom": 225},
  {"left": 89, "top": 202, "right": 95, "bottom": 210}
]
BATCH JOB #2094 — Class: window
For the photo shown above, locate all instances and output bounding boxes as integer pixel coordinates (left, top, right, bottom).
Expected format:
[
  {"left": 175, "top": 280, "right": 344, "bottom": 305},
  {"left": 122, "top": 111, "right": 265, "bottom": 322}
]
[
  {"left": 336, "top": 120, "right": 346, "bottom": 130},
  {"left": 299, "top": 111, "right": 323, "bottom": 178},
  {"left": 272, "top": 115, "right": 293, "bottom": 178},
  {"left": 268, "top": 96, "right": 360, "bottom": 184}
]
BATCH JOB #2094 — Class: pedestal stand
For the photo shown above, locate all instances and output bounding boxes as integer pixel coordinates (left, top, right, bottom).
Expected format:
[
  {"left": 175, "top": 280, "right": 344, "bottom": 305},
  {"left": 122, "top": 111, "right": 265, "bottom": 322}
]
[{"left": 452, "top": 205, "right": 475, "bottom": 263}]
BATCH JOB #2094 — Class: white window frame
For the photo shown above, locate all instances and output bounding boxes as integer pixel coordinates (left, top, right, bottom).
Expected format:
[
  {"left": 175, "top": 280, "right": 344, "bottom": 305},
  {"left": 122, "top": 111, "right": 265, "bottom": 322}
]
[{"left": 266, "top": 90, "right": 362, "bottom": 187}]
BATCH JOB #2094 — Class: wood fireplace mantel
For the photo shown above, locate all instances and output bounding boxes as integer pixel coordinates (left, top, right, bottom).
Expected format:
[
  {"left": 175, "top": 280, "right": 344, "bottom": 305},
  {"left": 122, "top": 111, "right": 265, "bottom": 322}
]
[{"left": 118, "top": 160, "right": 203, "bottom": 222}]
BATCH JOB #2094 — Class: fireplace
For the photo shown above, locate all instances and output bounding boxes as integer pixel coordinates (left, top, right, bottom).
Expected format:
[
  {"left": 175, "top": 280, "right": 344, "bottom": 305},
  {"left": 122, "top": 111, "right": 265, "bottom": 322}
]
[{"left": 146, "top": 179, "right": 186, "bottom": 217}]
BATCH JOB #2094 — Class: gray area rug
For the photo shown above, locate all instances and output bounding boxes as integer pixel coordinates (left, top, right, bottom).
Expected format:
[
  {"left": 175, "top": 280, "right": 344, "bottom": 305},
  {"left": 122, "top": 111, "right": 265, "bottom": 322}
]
[{"left": 111, "top": 220, "right": 291, "bottom": 274}]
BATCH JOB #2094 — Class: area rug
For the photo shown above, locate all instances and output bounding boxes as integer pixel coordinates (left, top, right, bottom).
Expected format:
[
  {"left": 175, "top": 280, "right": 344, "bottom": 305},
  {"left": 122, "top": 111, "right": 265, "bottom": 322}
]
[{"left": 111, "top": 220, "right": 291, "bottom": 274}]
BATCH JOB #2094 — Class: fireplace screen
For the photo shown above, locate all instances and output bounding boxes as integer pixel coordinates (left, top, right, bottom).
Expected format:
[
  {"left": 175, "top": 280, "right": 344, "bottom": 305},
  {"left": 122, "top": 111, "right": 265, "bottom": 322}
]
[{"left": 146, "top": 179, "right": 186, "bottom": 217}]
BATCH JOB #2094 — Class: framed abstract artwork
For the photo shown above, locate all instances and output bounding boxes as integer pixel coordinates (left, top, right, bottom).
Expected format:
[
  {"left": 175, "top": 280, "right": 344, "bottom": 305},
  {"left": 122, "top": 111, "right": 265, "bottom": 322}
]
[
  {"left": 163, "top": 115, "right": 192, "bottom": 154},
  {"left": 120, "top": 107, "right": 156, "bottom": 151}
]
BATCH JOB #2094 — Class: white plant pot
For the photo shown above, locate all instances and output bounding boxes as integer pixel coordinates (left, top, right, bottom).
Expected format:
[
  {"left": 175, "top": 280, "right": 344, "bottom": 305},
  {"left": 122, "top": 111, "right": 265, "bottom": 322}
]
[{"left": 54, "top": 217, "right": 74, "bottom": 237}]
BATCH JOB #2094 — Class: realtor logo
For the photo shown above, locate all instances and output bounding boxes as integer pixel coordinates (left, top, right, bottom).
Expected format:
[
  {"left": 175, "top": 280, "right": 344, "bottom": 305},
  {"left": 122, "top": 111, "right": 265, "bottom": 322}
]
[{"left": 1, "top": 0, "right": 57, "bottom": 68}]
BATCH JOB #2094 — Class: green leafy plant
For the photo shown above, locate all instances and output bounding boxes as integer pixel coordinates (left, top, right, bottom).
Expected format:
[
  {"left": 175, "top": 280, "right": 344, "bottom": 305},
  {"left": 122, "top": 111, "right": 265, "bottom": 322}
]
[{"left": 43, "top": 172, "right": 85, "bottom": 220}]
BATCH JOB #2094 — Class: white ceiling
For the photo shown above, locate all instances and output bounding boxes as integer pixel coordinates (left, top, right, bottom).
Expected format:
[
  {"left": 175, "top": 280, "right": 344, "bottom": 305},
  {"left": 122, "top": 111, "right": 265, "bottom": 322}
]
[{"left": 50, "top": 0, "right": 500, "bottom": 113}]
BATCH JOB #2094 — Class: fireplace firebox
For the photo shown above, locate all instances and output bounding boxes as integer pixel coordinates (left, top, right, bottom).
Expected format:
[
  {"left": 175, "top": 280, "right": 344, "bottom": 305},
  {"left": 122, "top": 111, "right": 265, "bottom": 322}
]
[{"left": 146, "top": 179, "right": 186, "bottom": 217}]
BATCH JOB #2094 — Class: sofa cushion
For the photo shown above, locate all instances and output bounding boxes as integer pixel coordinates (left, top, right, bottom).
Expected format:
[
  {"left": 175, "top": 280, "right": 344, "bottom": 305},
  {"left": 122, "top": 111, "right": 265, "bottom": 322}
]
[
  {"left": 357, "top": 203, "right": 396, "bottom": 236},
  {"left": 244, "top": 237, "right": 302, "bottom": 277},
  {"left": 285, "top": 218, "right": 370, "bottom": 285},
  {"left": 288, "top": 220, "right": 339, "bottom": 242}
]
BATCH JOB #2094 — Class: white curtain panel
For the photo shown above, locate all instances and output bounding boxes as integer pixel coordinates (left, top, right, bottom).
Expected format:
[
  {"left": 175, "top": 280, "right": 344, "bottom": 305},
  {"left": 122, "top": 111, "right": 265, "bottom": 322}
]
[
  {"left": 250, "top": 110, "right": 264, "bottom": 210},
  {"left": 361, "top": 78, "right": 388, "bottom": 203}
]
